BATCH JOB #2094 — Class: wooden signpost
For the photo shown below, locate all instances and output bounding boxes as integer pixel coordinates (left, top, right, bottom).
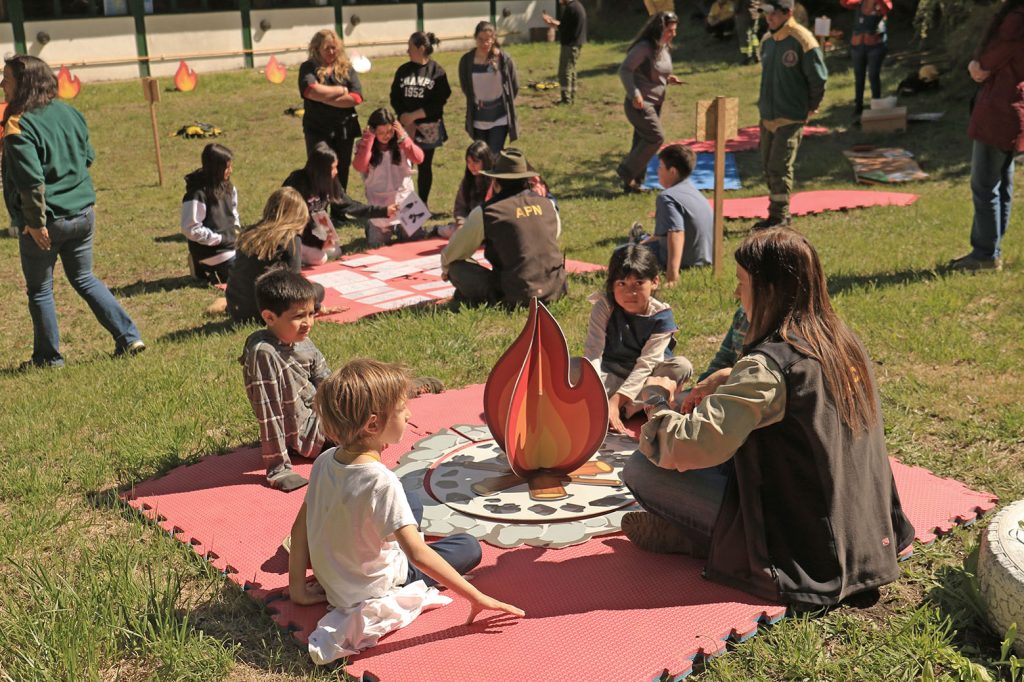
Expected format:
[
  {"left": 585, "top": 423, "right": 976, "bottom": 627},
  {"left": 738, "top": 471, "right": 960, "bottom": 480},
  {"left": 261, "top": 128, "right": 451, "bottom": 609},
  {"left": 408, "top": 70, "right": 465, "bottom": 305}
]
[
  {"left": 695, "top": 96, "right": 739, "bottom": 276},
  {"left": 142, "top": 76, "right": 164, "bottom": 187}
]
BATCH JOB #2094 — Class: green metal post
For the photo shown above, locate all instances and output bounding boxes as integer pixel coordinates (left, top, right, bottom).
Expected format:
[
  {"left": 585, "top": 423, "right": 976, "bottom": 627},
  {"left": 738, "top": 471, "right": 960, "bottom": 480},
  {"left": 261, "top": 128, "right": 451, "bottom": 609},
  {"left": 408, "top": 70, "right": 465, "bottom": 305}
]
[
  {"left": 416, "top": 0, "right": 424, "bottom": 33},
  {"left": 490, "top": 0, "right": 497, "bottom": 25},
  {"left": 8, "top": 0, "right": 26, "bottom": 55},
  {"left": 239, "top": 0, "right": 254, "bottom": 69},
  {"left": 333, "top": 0, "right": 343, "bottom": 39},
  {"left": 129, "top": 0, "right": 150, "bottom": 77}
]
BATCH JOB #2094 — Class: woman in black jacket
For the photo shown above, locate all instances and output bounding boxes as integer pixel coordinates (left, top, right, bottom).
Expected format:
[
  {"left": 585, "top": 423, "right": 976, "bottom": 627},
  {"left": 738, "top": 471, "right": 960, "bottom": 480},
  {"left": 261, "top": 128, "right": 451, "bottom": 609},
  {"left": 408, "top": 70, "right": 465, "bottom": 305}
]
[
  {"left": 390, "top": 31, "right": 452, "bottom": 206},
  {"left": 458, "top": 21, "right": 519, "bottom": 153}
]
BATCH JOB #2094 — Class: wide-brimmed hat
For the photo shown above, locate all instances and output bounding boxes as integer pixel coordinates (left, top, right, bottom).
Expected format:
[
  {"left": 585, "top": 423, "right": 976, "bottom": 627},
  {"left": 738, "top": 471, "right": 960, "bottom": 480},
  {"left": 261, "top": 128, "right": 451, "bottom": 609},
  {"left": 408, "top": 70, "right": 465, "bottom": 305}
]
[{"left": 481, "top": 148, "right": 539, "bottom": 180}]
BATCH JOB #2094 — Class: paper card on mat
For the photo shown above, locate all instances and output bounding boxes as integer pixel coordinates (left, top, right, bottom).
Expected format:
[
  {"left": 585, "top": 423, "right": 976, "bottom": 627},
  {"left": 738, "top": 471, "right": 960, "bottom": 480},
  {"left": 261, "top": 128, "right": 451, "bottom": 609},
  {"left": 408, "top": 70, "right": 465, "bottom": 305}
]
[
  {"left": 358, "top": 288, "right": 421, "bottom": 305},
  {"left": 307, "top": 270, "right": 371, "bottom": 289},
  {"left": 376, "top": 295, "right": 432, "bottom": 310},
  {"left": 372, "top": 265, "right": 424, "bottom": 280},
  {"left": 412, "top": 280, "right": 458, "bottom": 291},
  {"left": 342, "top": 254, "right": 390, "bottom": 267},
  {"left": 398, "top": 193, "right": 431, "bottom": 237}
]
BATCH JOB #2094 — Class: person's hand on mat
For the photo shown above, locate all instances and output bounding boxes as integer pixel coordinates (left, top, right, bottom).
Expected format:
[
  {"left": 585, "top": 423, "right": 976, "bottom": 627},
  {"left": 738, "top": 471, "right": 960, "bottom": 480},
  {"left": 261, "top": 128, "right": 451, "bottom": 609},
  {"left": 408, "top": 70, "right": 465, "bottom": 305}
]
[
  {"left": 465, "top": 594, "right": 526, "bottom": 625},
  {"left": 316, "top": 305, "right": 350, "bottom": 317},
  {"left": 25, "top": 226, "right": 51, "bottom": 251},
  {"left": 632, "top": 93, "right": 644, "bottom": 110},
  {"left": 608, "top": 393, "right": 630, "bottom": 434},
  {"left": 681, "top": 367, "right": 732, "bottom": 414},
  {"left": 387, "top": 204, "right": 399, "bottom": 218},
  {"left": 288, "top": 578, "right": 327, "bottom": 605}
]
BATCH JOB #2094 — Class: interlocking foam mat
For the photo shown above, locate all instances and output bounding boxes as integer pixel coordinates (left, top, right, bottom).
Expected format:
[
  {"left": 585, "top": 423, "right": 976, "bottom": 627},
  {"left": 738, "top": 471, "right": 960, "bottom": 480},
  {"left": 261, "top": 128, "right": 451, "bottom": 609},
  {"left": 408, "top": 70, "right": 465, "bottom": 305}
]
[
  {"left": 218, "top": 239, "right": 603, "bottom": 326},
  {"left": 124, "top": 384, "right": 996, "bottom": 681},
  {"left": 671, "top": 125, "right": 831, "bottom": 153},
  {"left": 719, "top": 189, "right": 919, "bottom": 220},
  {"left": 643, "top": 152, "right": 741, "bottom": 192}
]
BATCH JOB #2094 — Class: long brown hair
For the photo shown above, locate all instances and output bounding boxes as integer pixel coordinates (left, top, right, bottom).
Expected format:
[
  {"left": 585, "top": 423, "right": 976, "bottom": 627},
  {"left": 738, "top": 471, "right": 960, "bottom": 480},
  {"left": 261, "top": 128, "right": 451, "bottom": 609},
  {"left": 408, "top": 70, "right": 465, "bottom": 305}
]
[
  {"left": 236, "top": 188, "right": 309, "bottom": 261},
  {"left": 734, "top": 228, "right": 878, "bottom": 432},
  {"left": 308, "top": 29, "right": 352, "bottom": 82},
  {"left": 2, "top": 55, "right": 57, "bottom": 125}
]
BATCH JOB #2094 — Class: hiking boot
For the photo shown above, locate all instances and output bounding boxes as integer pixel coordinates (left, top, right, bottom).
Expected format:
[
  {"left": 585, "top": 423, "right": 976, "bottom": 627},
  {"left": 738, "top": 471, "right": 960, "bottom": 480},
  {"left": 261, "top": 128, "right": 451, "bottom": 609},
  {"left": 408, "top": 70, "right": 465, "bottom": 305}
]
[
  {"left": 114, "top": 340, "right": 147, "bottom": 357},
  {"left": 268, "top": 470, "right": 308, "bottom": 492},
  {"left": 621, "top": 511, "right": 695, "bottom": 554},
  {"left": 751, "top": 216, "right": 792, "bottom": 231},
  {"left": 948, "top": 253, "right": 1002, "bottom": 272}
]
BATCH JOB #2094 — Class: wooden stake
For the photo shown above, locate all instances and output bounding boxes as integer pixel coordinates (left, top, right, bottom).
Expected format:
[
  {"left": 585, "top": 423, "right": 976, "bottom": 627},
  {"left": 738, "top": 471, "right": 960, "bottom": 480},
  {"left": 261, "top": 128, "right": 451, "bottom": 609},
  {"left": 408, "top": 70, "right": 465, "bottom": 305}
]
[
  {"left": 713, "top": 95, "right": 727, "bottom": 277},
  {"left": 142, "top": 77, "right": 164, "bottom": 187}
]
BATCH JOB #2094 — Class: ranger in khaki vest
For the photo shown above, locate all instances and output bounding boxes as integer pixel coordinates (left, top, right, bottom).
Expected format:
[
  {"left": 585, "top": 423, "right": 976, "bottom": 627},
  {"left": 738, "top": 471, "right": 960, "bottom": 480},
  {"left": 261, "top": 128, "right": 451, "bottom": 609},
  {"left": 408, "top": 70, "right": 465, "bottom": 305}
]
[{"left": 441, "top": 148, "right": 566, "bottom": 307}]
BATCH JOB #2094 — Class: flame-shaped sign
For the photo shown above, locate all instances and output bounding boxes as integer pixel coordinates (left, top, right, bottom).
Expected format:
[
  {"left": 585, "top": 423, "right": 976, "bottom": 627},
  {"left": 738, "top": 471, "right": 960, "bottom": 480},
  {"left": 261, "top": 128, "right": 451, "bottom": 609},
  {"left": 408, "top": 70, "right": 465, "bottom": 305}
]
[
  {"left": 174, "top": 61, "right": 197, "bottom": 92},
  {"left": 484, "top": 298, "right": 609, "bottom": 480},
  {"left": 264, "top": 55, "right": 286, "bottom": 84},
  {"left": 57, "top": 65, "right": 81, "bottom": 100}
]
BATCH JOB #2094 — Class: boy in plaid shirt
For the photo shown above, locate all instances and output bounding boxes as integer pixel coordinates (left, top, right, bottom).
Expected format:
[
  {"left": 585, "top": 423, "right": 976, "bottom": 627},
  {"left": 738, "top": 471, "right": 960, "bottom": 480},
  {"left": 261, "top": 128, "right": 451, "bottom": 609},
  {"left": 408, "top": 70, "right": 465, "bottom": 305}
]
[{"left": 241, "top": 268, "right": 330, "bottom": 491}]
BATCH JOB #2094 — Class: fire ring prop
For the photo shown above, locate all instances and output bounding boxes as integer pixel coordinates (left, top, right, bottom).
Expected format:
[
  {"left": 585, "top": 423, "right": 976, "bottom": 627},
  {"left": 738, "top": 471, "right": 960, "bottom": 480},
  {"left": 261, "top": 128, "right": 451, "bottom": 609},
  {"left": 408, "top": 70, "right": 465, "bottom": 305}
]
[{"left": 393, "top": 426, "right": 640, "bottom": 549}]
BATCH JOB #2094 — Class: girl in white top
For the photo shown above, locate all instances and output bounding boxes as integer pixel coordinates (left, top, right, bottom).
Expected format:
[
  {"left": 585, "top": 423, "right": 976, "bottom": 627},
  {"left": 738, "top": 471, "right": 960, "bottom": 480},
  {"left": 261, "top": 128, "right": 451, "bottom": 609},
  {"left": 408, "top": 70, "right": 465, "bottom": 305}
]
[
  {"left": 352, "top": 107, "right": 426, "bottom": 246},
  {"left": 287, "top": 359, "right": 523, "bottom": 661}
]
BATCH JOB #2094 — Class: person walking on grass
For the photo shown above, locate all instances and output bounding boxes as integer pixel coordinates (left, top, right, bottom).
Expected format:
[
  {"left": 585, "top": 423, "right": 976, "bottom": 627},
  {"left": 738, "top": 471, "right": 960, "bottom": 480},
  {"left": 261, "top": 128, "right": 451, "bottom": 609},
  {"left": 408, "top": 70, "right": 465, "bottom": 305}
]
[
  {"left": 542, "top": 0, "right": 588, "bottom": 105},
  {"left": 617, "top": 11, "right": 684, "bottom": 194},
  {"left": 2, "top": 55, "right": 144, "bottom": 369},
  {"left": 458, "top": 21, "right": 520, "bottom": 153},
  {"left": 754, "top": 0, "right": 827, "bottom": 229},
  {"left": 948, "top": 0, "right": 1024, "bottom": 273}
]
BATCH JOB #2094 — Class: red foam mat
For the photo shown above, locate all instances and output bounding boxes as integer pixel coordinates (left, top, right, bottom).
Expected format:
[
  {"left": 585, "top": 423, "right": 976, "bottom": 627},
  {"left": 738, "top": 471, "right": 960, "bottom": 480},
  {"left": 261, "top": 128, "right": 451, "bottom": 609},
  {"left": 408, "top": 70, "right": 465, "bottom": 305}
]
[
  {"left": 672, "top": 125, "right": 831, "bottom": 153},
  {"left": 123, "top": 385, "right": 996, "bottom": 680},
  {"left": 719, "top": 190, "right": 918, "bottom": 219},
  {"left": 311, "top": 239, "right": 602, "bottom": 325}
]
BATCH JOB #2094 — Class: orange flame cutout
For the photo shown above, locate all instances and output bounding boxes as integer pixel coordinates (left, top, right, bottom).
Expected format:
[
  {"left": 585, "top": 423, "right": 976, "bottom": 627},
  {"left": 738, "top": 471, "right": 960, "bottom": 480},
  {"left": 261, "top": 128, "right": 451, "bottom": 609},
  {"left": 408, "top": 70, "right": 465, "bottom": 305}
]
[
  {"left": 174, "top": 61, "right": 197, "bottom": 92},
  {"left": 56, "top": 66, "right": 81, "bottom": 100},
  {"left": 484, "top": 299, "right": 609, "bottom": 478},
  {"left": 264, "top": 55, "right": 287, "bottom": 84}
]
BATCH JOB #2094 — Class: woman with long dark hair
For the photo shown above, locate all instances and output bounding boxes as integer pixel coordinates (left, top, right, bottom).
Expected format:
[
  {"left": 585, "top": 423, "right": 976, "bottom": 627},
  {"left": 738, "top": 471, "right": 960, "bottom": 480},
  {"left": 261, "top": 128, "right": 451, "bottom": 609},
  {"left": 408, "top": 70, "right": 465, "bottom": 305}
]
[
  {"left": 617, "top": 11, "right": 683, "bottom": 194},
  {"left": 2, "top": 55, "right": 143, "bottom": 368},
  {"left": 299, "top": 29, "right": 363, "bottom": 206},
  {"left": 391, "top": 31, "right": 452, "bottom": 206},
  {"left": 458, "top": 21, "right": 520, "bottom": 152},
  {"left": 283, "top": 142, "right": 396, "bottom": 265},
  {"left": 181, "top": 142, "right": 238, "bottom": 283},
  {"left": 949, "top": 0, "right": 1024, "bottom": 272},
  {"left": 621, "top": 228, "right": 914, "bottom": 609}
]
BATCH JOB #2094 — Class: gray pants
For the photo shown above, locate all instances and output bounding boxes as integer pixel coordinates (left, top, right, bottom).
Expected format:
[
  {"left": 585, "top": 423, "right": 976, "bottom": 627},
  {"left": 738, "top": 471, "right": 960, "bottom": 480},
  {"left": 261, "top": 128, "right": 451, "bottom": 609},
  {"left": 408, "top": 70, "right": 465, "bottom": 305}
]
[
  {"left": 618, "top": 101, "right": 664, "bottom": 185},
  {"left": 558, "top": 45, "right": 582, "bottom": 103},
  {"left": 448, "top": 260, "right": 500, "bottom": 306},
  {"left": 759, "top": 121, "right": 804, "bottom": 220}
]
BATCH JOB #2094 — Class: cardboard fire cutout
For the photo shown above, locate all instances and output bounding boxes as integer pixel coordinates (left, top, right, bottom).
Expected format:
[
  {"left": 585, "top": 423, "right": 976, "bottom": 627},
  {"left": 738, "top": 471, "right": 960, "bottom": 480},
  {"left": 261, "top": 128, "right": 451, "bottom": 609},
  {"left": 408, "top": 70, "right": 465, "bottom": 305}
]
[
  {"left": 264, "top": 56, "right": 286, "bottom": 84},
  {"left": 57, "top": 66, "right": 81, "bottom": 99},
  {"left": 174, "top": 61, "right": 198, "bottom": 92},
  {"left": 483, "top": 298, "right": 609, "bottom": 500}
]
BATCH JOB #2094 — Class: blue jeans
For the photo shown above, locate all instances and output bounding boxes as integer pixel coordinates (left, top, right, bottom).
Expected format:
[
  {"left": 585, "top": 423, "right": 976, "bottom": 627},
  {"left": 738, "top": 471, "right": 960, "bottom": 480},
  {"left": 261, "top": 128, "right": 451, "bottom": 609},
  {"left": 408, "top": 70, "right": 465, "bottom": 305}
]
[
  {"left": 402, "top": 488, "right": 482, "bottom": 587},
  {"left": 472, "top": 124, "right": 509, "bottom": 154},
  {"left": 621, "top": 451, "right": 728, "bottom": 556},
  {"left": 969, "top": 140, "right": 1015, "bottom": 260},
  {"left": 851, "top": 42, "right": 886, "bottom": 114},
  {"left": 19, "top": 206, "right": 141, "bottom": 366}
]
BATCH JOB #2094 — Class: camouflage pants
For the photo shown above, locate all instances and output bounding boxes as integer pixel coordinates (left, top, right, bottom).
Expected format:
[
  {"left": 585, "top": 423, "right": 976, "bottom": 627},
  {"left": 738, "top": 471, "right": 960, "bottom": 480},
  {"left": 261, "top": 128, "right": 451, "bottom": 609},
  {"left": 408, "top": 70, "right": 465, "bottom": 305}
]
[{"left": 760, "top": 122, "right": 803, "bottom": 220}]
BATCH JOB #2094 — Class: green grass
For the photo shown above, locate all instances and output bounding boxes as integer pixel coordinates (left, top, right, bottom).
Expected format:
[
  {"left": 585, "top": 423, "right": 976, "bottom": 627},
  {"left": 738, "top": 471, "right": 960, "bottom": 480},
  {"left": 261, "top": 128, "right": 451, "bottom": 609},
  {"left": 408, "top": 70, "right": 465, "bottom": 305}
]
[{"left": 0, "top": 7, "right": 1021, "bottom": 680}]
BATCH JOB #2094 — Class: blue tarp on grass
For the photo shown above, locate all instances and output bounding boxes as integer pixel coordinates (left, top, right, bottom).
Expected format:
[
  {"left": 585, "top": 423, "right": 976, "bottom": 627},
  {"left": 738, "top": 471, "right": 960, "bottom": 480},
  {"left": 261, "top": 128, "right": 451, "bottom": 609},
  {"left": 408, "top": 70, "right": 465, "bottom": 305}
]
[{"left": 642, "top": 152, "right": 742, "bottom": 191}]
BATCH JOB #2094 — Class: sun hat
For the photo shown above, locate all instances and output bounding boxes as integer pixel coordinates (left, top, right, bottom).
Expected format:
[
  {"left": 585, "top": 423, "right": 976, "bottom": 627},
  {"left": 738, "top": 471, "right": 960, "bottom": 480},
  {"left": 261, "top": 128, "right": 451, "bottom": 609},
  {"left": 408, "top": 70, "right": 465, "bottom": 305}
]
[{"left": 481, "top": 148, "right": 539, "bottom": 180}]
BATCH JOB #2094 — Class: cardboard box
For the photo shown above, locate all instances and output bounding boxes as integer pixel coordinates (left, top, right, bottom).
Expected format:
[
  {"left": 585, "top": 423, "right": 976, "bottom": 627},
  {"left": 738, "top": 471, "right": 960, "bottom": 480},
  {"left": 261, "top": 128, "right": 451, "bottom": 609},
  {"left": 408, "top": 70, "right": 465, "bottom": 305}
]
[{"left": 861, "top": 106, "right": 907, "bottom": 133}]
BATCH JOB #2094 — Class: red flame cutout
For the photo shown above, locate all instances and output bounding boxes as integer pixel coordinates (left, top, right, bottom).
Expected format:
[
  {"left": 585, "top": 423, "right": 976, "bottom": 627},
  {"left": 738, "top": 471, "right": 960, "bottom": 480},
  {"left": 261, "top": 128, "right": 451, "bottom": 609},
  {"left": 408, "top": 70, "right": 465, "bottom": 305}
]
[
  {"left": 57, "top": 66, "right": 81, "bottom": 100},
  {"left": 264, "top": 55, "right": 287, "bottom": 84},
  {"left": 484, "top": 298, "right": 609, "bottom": 478},
  {"left": 174, "top": 61, "right": 197, "bottom": 92}
]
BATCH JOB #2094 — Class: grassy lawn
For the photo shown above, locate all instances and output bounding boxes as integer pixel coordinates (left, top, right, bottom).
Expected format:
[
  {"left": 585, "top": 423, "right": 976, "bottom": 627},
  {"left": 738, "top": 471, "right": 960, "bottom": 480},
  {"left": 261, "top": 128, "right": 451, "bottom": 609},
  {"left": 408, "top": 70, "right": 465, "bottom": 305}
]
[{"left": 0, "top": 6, "right": 1021, "bottom": 680}]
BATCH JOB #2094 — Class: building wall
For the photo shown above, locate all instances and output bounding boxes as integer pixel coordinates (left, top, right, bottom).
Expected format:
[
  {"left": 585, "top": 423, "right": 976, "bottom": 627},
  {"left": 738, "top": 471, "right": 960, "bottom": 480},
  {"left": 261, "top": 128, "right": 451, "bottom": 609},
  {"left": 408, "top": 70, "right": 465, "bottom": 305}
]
[
  {"left": 422, "top": 1, "right": 491, "bottom": 54},
  {"left": 339, "top": 4, "right": 419, "bottom": 58},
  {"left": 249, "top": 7, "right": 335, "bottom": 68},
  {"left": 25, "top": 17, "right": 138, "bottom": 81},
  {"left": 146, "top": 12, "right": 246, "bottom": 78}
]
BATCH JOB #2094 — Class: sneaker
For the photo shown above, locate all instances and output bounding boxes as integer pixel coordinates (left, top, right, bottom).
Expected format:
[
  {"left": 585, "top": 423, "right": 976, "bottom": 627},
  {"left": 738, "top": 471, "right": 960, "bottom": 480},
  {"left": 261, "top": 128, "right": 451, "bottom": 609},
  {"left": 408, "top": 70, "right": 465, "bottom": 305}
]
[
  {"left": 620, "top": 511, "right": 695, "bottom": 554},
  {"left": 752, "top": 216, "right": 792, "bottom": 231},
  {"left": 115, "top": 340, "right": 147, "bottom": 357},
  {"left": 268, "top": 470, "right": 309, "bottom": 492},
  {"left": 948, "top": 253, "right": 1002, "bottom": 272},
  {"left": 17, "top": 359, "right": 64, "bottom": 372},
  {"left": 622, "top": 179, "right": 650, "bottom": 195}
]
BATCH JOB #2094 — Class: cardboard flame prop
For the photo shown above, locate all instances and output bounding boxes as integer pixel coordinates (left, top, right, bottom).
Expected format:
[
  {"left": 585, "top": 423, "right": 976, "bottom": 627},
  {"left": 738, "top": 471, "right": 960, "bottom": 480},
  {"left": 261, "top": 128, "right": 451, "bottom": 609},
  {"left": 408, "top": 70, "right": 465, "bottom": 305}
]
[
  {"left": 264, "top": 56, "right": 286, "bottom": 84},
  {"left": 483, "top": 298, "right": 609, "bottom": 499},
  {"left": 174, "top": 61, "right": 198, "bottom": 92},
  {"left": 57, "top": 66, "right": 81, "bottom": 99}
]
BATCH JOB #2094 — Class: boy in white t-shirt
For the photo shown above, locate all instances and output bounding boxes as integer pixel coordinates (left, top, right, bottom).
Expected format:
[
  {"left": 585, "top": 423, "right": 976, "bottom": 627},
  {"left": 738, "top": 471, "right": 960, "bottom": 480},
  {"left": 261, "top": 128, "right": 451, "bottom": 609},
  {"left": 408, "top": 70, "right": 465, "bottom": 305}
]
[{"left": 287, "top": 358, "right": 524, "bottom": 656}]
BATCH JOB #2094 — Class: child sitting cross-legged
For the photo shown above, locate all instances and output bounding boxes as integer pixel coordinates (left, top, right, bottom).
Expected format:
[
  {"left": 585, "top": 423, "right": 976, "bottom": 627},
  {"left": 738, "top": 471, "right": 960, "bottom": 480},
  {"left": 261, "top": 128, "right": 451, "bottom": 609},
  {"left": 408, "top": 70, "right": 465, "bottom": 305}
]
[
  {"left": 241, "top": 268, "right": 331, "bottom": 492},
  {"left": 287, "top": 359, "right": 524, "bottom": 662},
  {"left": 576, "top": 244, "right": 693, "bottom": 434}
]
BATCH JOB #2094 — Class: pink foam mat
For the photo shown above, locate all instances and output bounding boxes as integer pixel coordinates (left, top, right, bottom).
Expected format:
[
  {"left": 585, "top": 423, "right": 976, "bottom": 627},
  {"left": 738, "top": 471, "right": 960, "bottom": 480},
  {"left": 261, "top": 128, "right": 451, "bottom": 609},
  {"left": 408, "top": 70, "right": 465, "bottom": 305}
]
[
  {"left": 718, "top": 190, "right": 918, "bottom": 220},
  {"left": 672, "top": 125, "right": 831, "bottom": 153},
  {"left": 217, "top": 239, "right": 603, "bottom": 326},
  {"left": 123, "top": 384, "right": 996, "bottom": 681}
]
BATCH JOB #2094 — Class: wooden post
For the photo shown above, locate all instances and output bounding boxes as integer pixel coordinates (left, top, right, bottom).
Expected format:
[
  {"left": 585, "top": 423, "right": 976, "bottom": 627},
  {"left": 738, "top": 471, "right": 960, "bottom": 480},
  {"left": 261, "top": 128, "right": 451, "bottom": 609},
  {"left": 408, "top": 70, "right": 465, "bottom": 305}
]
[
  {"left": 695, "top": 96, "right": 739, "bottom": 276},
  {"left": 142, "top": 77, "right": 164, "bottom": 187},
  {"left": 712, "top": 96, "right": 728, "bottom": 276}
]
